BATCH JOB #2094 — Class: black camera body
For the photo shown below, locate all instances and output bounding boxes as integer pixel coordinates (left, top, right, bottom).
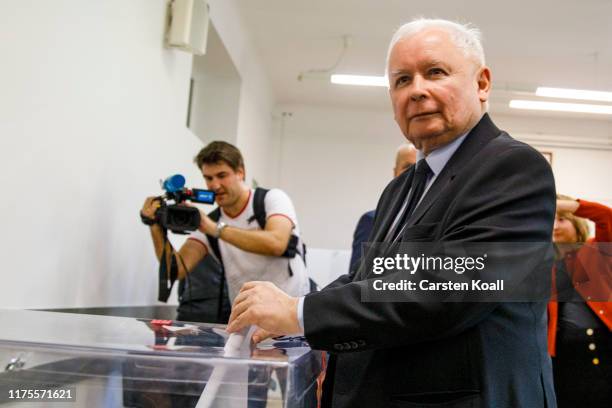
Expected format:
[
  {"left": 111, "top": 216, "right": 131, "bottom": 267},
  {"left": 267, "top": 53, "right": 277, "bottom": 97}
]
[
  {"left": 157, "top": 202, "right": 201, "bottom": 234},
  {"left": 152, "top": 175, "right": 216, "bottom": 234}
]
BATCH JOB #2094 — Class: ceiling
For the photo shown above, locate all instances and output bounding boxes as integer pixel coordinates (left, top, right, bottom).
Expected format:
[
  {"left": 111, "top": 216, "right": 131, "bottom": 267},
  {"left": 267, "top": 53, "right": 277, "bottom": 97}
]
[{"left": 235, "top": 0, "right": 612, "bottom": 120}]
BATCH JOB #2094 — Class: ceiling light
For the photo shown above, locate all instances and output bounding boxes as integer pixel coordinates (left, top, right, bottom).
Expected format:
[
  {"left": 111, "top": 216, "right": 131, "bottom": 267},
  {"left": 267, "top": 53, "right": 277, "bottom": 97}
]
[
  {"left": 330, "top": 74, "right": 387, "bottom": 87},
  {"left": 509, "top": 100, "right": 612, "bottom": 115},
  {"left": 535, "top": 87, "right": 612, "bottom": 103}
]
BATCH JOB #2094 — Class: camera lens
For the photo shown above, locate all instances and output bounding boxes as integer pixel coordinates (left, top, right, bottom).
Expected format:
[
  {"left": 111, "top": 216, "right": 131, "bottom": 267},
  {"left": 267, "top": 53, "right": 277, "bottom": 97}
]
[{"left": 161, "top": 205, "right": 201, "bottom": 234}]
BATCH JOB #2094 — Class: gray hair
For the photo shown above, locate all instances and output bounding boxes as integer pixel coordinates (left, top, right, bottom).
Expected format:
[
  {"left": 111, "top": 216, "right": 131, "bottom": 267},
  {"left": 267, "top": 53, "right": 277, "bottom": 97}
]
[{"left": 385, "top": 18, "right": 485, "bottom": 75}]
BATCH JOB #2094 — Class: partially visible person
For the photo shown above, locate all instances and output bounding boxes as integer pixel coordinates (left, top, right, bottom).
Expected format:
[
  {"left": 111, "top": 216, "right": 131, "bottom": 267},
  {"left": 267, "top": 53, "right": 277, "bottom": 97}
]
[
  {"left": 393, "top": 143, "right": 419, "bottom": 177},
  {"left": 548, "top": 195, "right": 612, "bottom": 408},
  {"left": 348, "top": 144, "right": 417, "bottom": 274}
]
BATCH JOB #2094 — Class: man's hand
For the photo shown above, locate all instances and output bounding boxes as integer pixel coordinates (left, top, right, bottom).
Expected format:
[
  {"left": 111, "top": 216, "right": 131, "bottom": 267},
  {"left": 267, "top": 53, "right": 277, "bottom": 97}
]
[
  {"left": 192, "top": 207, "right": 217, "bottom": 235},
  {"left": 227, "top": 281, "right": 301, "bottom": 342},
  {"left": 141, "top": 196, "right": 161, "bottom": 222},
  {"left": 556, "top": 199, "right": 579, "bottom": 214},
  {"left": 251, "top": 328, "right": 275, "bottom": 344}
]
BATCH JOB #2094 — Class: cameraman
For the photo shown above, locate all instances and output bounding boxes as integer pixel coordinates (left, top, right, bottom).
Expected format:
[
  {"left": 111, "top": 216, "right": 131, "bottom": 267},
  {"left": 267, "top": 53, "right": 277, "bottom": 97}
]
[{"left": 141, "top": 141, "right": 310, "bottom": 308}]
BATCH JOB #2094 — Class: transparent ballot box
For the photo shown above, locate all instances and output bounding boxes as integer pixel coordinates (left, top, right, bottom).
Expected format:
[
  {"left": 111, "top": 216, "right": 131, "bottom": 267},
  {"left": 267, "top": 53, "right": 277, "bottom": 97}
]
[{"left": 0, "top": 310, "right": 322, "bottom": 407}]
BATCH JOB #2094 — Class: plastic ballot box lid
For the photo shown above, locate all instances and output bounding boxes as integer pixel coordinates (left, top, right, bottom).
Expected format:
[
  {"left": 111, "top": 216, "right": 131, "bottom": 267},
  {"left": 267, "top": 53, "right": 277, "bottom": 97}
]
[{"left": 0, "top": 309, "right": 322, "bottom": 408}]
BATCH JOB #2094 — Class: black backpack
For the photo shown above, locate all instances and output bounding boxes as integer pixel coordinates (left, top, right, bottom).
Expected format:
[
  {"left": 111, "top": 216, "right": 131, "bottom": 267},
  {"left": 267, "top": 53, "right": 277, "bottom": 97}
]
[{"left": 176, "top": 255, "right": 231, "bottom": 323}]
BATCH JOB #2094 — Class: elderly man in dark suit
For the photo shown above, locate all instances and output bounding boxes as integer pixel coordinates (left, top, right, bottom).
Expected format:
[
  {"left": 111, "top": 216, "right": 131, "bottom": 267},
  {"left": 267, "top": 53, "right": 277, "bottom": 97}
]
[{"left": 227, "top": 18, "right": 556, "bottom": 408}]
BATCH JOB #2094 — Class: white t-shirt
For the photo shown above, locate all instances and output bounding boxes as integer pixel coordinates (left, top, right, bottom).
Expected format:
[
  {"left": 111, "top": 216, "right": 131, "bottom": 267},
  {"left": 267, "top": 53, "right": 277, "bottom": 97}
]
[{"left": 189, "top": 188, "right": 310, "bottom": 302}]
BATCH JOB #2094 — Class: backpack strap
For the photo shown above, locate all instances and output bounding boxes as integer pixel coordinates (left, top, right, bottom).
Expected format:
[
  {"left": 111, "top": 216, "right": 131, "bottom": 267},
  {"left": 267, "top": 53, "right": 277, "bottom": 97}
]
[
  {"left": 248, "top": 187, "right": 269, "bottom": 229},
  {"left": 205, "top": 207, "right": 223, "bottom": 263},
  {"left": 204, "top": 207, "right": 226, "bottom": 322},
  {"left": 157, "top": 231, "right": 178, "bottom": 302},
  {"left": 208, "top": 207, "right": 222, "bottom": 223},
  {"left": 248, "top": 187, "right": 305, "bottom": 261}
]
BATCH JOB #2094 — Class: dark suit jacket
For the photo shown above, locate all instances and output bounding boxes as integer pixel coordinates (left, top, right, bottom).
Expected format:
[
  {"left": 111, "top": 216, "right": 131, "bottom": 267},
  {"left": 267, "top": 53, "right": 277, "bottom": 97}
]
[
  {"left": 348, "top": 210, "right": 375, "bottom": 275},
  {"left": 304, "top": 114, "right": 557, "bottom": 408}
]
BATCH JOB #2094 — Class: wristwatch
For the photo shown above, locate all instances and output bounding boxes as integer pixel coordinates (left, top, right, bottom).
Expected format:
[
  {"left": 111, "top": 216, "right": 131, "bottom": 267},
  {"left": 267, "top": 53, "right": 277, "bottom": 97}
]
[
  {"left": 215, "top": 221, "right": 228, "bottom": 238},
  {"left": 140, "top": 211, "right": 157, "bottom": 226}
]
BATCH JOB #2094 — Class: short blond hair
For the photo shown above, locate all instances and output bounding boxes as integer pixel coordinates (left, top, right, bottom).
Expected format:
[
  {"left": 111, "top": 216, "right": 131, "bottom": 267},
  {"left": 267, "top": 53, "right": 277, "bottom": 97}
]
[{"left": 557, "top": 194, "right": 589, "bottom": 243}]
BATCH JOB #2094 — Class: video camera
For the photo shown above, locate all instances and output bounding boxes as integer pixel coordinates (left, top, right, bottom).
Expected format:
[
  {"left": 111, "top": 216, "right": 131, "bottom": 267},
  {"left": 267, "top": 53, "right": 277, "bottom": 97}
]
[{"left": 152, "top": 174, "right": 216, "bottom": 234}]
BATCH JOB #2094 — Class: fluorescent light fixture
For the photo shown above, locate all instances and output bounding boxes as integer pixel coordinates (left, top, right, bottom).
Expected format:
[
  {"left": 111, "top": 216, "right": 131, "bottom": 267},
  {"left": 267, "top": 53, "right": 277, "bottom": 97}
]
[
  {"left": 330, "top": 74, "right": 387, "bottom": 87},
  {"left": 536, "top": 87, "right": 612, "bottom": 103},
  {"left": 509, "top": 100, "right": 612, "bottom": 115}
]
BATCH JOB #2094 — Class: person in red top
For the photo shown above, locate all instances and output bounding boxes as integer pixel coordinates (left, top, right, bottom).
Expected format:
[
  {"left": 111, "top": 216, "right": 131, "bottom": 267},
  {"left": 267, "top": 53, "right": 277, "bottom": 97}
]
[{"left": 548, "top": 195, "right": 611, "bottom": 408}]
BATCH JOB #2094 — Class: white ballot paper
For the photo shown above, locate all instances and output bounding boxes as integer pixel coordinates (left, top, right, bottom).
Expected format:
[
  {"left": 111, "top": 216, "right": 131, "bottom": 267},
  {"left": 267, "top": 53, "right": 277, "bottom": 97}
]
[{"left": 196, "top": 326, "right": 257, "bottom": 408}]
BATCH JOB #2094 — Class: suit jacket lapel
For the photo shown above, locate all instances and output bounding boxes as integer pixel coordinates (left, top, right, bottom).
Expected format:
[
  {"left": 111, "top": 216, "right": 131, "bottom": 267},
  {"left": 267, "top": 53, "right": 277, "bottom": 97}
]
[
  {"left": 355, "top": 114, "right": 501, "bottom": 280},
  {"left": 407, "top": 113, "right": 501, "bottom": 227},
  {"left": 370, "top": 168, "right": 415, "bottom": 243},
  {"left": 353, "top": 168, "right": 414, "bottom": 281}
]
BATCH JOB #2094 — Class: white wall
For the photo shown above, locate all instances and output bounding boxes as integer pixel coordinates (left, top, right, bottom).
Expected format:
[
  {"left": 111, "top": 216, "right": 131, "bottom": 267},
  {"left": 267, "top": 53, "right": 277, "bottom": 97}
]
[
  {"left": 494, "top": 114, "right": 612, "bottom": 206},
  {"left": 207, "top": 0, "right": 276, "bottom": 187},
  {"left": 0, "top": 0, "right": 199, "bottom": 309},
  {"left": 191, "top": 68, "right": 241, "bottom": 144},
  {"left": 276, "top": 104, "right": 612, "bottom": 251},
  {"left": 0, "top": 0, "right": 277, "bottom": 309},
  {"left": 274, "top": 104, "right": 404, "bottom": 251},
  {"left": 189, "top": 24, "right": 241, "bottom": 146}
]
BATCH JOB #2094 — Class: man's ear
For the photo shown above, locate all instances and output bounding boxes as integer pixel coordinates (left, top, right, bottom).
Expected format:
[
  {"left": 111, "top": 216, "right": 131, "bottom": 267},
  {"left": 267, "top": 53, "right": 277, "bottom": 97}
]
[
  {"left": 237, "top": 167, "right": 245, "bottom": 182},
  {"left": 477, "top": 66, "right": 492, "bottom": 103}
]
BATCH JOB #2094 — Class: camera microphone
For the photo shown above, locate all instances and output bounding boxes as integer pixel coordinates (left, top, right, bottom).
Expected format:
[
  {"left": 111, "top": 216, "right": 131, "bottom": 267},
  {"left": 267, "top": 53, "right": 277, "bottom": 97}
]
[
  {"left": 153, "top": 174, "right": 216, "bottom": 234},
  {"left": 161, "top": 174, "right": 186, "bottom": 194}
]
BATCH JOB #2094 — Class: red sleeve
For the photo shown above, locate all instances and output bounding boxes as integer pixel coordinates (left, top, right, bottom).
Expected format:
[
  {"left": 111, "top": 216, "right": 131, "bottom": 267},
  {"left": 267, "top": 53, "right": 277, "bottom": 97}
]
[{"left": 575, "top": 199, "right": 612, "bottom": 242}]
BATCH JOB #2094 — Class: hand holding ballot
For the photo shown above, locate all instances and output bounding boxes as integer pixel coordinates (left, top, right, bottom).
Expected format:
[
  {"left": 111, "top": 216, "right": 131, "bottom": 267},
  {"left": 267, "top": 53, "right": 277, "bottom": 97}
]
[{"left": 227, "top": 281, "right": 302, "bottom": 343}]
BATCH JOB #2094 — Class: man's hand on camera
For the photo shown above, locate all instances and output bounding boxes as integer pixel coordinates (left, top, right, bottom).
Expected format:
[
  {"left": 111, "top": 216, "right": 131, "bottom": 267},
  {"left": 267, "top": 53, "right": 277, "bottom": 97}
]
[{"left": 141, "top": 197, "right": 160, "bottom": 225}]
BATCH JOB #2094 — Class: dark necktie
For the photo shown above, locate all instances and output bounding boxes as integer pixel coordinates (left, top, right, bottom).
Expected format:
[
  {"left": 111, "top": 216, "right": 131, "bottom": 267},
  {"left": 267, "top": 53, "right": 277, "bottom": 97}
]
[{"left": 391, "top": 159, "right": 433, "bottom": 241}]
